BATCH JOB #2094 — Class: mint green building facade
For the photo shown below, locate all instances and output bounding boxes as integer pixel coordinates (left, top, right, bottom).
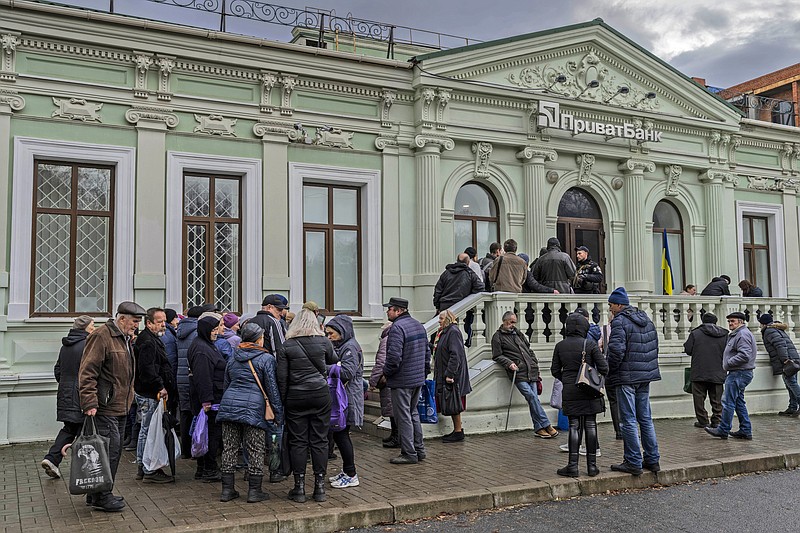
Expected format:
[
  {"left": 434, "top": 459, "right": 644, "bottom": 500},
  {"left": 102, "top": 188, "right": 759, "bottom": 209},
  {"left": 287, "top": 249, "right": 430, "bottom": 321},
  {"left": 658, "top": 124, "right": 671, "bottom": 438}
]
[{"left": 2, "top": 1, "right": 800, "bottom": 442}]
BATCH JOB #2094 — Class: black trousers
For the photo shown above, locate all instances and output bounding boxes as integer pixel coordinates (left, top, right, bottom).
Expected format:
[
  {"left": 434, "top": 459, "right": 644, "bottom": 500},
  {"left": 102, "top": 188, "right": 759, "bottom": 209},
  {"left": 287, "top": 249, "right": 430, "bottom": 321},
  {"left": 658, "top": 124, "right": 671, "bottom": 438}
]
[
  {"left": 44, "top": 421, "right": 82, "bottom": 466},
  {"left": 285, "top": 392, "right": 331, "bottom": 476},
  {"left": 606, "top": 384, "right": 621, "bottom": 437},
  {"left": 179, "top": 410, "right": 193, "bottom": 458},
  {"left": 198, "top": 410, "right": 222, "bottom": 472},
  {"left": 331, "top": 426, "right": 356, "bottom": 476},
  {"left": 692, "top": 381, "right": 723, "bottom": 427},
  {"left": 94, "top": 415, "right": 127, "bottom": 492}
]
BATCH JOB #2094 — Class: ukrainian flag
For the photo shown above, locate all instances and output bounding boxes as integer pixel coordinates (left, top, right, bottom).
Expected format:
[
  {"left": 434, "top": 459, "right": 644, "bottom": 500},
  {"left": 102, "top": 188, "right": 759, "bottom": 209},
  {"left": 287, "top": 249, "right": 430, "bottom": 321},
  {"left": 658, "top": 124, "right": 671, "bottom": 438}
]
[{"left": 662, "top": 228, "right": 674, "bottom": 295}]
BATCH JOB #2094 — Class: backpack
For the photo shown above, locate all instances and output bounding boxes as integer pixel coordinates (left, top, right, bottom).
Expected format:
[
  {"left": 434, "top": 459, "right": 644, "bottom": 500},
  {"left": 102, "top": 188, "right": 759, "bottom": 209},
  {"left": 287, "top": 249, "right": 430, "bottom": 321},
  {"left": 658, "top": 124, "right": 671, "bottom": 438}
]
[{"left": 328, "top": 364, "right": 349, "bottom": 432}]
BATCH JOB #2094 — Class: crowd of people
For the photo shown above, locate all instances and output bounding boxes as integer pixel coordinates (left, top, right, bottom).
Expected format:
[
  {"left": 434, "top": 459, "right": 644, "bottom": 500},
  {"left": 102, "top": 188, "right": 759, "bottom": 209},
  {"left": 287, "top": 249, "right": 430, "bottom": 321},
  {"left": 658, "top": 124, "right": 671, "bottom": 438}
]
[{"left": 39, "top": 237, "right": 797, "bottom": 511}]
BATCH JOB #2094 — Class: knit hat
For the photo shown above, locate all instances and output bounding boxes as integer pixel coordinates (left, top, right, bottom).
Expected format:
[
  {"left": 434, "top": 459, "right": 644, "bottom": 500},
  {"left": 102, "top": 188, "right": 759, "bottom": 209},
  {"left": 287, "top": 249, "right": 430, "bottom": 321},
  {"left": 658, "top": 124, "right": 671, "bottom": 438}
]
[
  {"left": 73, "top": 315, "right": 94, "bottom": 330},
  {"left": 608, "top": 287, "right": 630, "bottom": 305},
  {"left": 547, "top": 237, "right": 560, "bottom": 248},
  {"left": 164, "top": 308, "right": 178, "bottom": 324},
  {"left": 518, "top": 253, "right": 530, "bottom": 265},
  {"left": 199, "top": 311, "right": 222, "bottom": 321},
  {"left": 186, "top": 305, "right": 204, "bottom": 318},
  {"left": 223, "top": 312, "right": 239, "bottom": 329},
  {"left": 240, "top": 322, "right": 264, "bottom": 343},
  {"left": 701, "top": 312, "right": 718, "bottom": 324},
  {"left": 758, "top": 313, "right": 774, "bottom": 325}
]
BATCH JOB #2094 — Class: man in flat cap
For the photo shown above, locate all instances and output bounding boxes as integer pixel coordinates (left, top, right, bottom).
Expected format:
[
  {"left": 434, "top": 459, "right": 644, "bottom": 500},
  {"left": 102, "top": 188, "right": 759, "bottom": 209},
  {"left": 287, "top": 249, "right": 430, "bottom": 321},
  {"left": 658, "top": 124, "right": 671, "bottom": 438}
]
[
  {"left": 79, "top": 301, "right": 146, "bottom": 511},
  {"left": 382, "top": 297, "right": 430, "bottom": 464},
  {"left": 250, "top": 294, "right": 289, "bottom": 354},
  {"left": 706, "top": 311, "right": 757, "bottom": 440}
]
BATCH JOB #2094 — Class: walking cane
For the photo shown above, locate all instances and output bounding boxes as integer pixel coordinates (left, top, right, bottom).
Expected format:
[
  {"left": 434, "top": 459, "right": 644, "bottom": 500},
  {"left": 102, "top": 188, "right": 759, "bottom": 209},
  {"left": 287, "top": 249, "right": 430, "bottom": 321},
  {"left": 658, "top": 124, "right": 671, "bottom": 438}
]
[{"left": 505, "top": 369, "right": 517, "bottom": 431}]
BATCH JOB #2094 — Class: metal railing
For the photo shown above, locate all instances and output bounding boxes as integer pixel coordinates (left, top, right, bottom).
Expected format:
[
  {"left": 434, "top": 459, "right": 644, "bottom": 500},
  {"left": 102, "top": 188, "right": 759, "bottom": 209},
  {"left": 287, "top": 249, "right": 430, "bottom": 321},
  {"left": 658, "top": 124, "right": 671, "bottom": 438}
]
[{"left": 727, "top": 93, "right": 796, "bottom": 126}]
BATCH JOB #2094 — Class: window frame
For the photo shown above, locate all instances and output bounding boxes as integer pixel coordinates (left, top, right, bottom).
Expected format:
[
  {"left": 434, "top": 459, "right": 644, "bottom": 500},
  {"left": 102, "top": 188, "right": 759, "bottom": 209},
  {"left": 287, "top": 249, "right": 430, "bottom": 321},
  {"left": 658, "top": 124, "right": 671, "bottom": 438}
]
[
  {"left": 651, "top": 200, "right": 686, "bottom": 295},
  {"left": 181, "top": 172, "right": 243, "bottom": 313},
  {"left": 302, "top": 183, "right": 362, "bottom": 315},
  {"left": 453, "top": 182, "right": 500, "bottom": 252},
  {"left": 735, "top": 201, "right": 786, "bottom": 298},
  {"left": 741, "top": 214, "right": 772, "bottom": 294}
]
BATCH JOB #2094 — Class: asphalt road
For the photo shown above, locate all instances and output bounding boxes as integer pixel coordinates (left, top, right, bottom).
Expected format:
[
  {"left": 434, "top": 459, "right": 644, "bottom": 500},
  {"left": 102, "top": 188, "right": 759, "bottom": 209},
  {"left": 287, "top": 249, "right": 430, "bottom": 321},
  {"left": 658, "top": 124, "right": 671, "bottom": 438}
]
[{"left": 352, "top": 469, "right": 800, "bottom": 533}]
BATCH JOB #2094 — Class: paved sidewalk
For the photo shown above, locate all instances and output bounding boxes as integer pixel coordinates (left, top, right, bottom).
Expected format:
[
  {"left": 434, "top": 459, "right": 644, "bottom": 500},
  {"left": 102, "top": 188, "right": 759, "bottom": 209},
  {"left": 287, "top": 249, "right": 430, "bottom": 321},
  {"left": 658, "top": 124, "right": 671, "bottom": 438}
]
[{"left": 2, "top": 414, "right": 798, "bottom": 533}]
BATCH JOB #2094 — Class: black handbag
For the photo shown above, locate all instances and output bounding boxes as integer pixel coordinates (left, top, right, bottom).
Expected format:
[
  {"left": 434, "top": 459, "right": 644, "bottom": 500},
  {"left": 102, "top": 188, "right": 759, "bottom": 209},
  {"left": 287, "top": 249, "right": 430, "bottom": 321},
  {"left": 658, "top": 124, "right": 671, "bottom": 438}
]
[
  {"left": 575, "top": 339, "right": 606, "bottom": 398},
  {"left": 783, "top": 359, "right": 800, "bottom": 378},
  {"left": 441, "top": 381, "right": 463, "bottom": 416},
  {"left": 68, "top": 417, "right": 114, "bottom": 495}
]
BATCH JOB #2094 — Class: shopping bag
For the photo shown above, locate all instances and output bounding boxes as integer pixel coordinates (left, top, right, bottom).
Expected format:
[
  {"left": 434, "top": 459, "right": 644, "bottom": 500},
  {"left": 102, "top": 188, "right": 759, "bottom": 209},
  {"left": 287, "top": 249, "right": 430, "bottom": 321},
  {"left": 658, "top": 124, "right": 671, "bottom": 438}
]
[
  {"left": 550, "top": 379, "right": 563, "bottom": 410},
  {"left": 328, "top": 365, "right": 349, "bottom": 432},
  {"left": 683, "top": 367, "right": 693, "bottom": 394},
  {"left": 143, "top": 401, "right": 169, "bottom": 472},
  {"left": 191, "top": 410, "right": 208, "bottom": 458},
  {"left": 418, "top": 379, "right": 438, "bottom": 424},
  {"left": 268, "top": 431, "right": 282, "bottom": 473},
  {"left": 68, "top": 418, "right": 113, "bottom": 495},
  {"left": 441, "top": 382, "right": 463, "bottom": 416}
]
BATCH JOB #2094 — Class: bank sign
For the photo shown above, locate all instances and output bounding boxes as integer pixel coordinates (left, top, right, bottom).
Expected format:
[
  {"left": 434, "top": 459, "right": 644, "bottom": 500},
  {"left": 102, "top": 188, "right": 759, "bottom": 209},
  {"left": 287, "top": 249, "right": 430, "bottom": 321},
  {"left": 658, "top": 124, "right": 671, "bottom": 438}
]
[{"left": 538, "top": 101, "right": 663, "bottom": 142}]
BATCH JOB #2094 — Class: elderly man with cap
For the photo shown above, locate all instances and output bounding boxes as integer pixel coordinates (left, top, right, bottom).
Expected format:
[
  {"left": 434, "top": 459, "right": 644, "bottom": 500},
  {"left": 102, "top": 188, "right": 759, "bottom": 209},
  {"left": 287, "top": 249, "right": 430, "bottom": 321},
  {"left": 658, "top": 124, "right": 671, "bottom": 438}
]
[
  {"left": 683, "top": 313, "right": 727, "bottom": 428},
  {"left": 531, "top": 237, "right": 577, "bottom": 294},
  {"left": 606, "top": 287, "right": 661, "bottom": 476},
  {"left": 382, "top": 297, "right": 430, "bottom": 464},
  {"left": 78, "top": 301, "right": 147, "bottom": 512},
  {"left": 572, "top": 245, "right": 604, "bottom": 294},
  {"left": 706, "top": 311, "right": 757, "bottom": 440},
  {"left": 758, "top": 313, "right": 800, "bottom": 417},
  {"left": 249, "top": 294, "right": 289, "bottom": 354}
]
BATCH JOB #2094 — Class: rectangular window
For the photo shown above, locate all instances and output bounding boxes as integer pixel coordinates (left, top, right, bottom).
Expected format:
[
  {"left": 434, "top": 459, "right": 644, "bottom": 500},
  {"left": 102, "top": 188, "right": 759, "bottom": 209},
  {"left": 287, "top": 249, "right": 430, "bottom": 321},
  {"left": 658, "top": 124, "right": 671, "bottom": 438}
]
[
  {"left": 32, "top": 161, "right": 115, "bottom": 316},
  {"left": 742, "top": 215, "right": 771, "bottom": 296},
  {"left": 302, "top": 184, "right": 361, "bottom": 314},
  {"left": 183, "top": 173, "right": 241, "bottom": 312}
]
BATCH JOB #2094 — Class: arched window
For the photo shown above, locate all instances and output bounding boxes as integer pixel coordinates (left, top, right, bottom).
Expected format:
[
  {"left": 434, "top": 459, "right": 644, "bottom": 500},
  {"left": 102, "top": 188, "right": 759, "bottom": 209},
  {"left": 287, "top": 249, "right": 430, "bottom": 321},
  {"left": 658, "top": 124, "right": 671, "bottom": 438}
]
[
  {"left": 454, "top": 183, "right": 499, "bottom": 255},
  {"left": 556, "top": 187, "right": 606, "bottom": 292},
  {"left": 652, "top": 200, "right": 685, "bottom": 295}
]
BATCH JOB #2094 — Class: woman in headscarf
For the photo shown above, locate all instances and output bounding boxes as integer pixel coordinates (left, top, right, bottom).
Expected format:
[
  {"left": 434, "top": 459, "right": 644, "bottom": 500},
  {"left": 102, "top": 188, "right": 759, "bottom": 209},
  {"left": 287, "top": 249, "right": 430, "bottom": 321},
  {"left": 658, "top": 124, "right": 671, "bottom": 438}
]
[
  {"left": 217, "top": 323, "right": 283, "bottom": 503},
  {"left": 433, "top": 310, "right": 472, "bottom": 443},
  {"left": 277, "top": 309, "right": 338, "bottom": 503},
  {"left": 188, "top": 314, "right": 227, "bottom": 482},
  {"left": 325, "top": 315, "right": 364, "bottom": 489}
]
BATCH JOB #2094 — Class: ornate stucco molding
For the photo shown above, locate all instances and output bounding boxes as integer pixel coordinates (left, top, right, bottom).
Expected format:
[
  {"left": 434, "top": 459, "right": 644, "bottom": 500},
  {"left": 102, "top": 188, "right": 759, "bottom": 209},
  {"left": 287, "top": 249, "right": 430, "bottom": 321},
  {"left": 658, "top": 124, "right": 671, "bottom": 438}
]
[
  {"left": 279, "top": 75, "right": 297, "bottom": 116},
  {"left": 526, "top": 101, "right": 540, "bottom": 140},
  {"left": 435, "top": 88, "right": 451, "bottom": 130},
  {"left": 125, "top": 105, "right": 178, "bottom": 128},
  {"left": 252, "top": 120, "right": 308, "bottom": 142},
  {"left": 617, "top": 157, "right": 655, "bottom": 174},
  {"left": 745, "top": 175, "right": 800, "bottom": 192},
  {"left": 516, "top": 145, "right": 557, "bottom": 163},
  {"left": 133, "top": 52, "right": 154, "bottom": 98},
  {"left": 781, "top": 142, "right": 794, "bottom": 175},
  {"left": 1, "top": 33, "right": 20, "bottom": 82},
  {"left": 194, "top": 114, "right": 236, "bottom": 136},
  {"left": 0, "top": 89, "right": 25, "bottom": 112},
  {"left": 664, "top": 164, "right": 682, "bottom": 196},
  {"left": 381, "top": 89, "right": 396, "bottom": 128},
  {"left": 314, "top": 126, "right": 354, "bottom": 149},
  {"left": 577, "top": 153, "right": 596, "bottom": 185},
  {"left": 699, "top": 168, "right": 738, "bottom": 186},
  {"left": 375, "top": 134, "right": 399, "bottom": 151},
  {"left": 52, "top": 97, "right": 102, "bottom": 122},
  {"left": 260, "top": 71, "right": 278, "bottom": 113},
  {"left": 411, "top": 133, "right": 454, "bottom": 152},
  {"left": 728, "top": 134, "right": 742, "bottom": 169},
  {"left": 471, "top": 142, "right": 493, "bottom": 178},
  {"left": 419, "top": 88, "right": 436, "bottom": 129},
  {"left": 156, "top": 55, "right": 175, "bottom": 101}
]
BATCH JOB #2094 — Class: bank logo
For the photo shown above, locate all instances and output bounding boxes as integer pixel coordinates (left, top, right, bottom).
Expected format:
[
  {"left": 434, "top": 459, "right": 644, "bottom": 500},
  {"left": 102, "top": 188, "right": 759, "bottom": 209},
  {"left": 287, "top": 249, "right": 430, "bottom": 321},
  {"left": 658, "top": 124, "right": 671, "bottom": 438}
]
[
  {"left": 538, "top": 101, "right": 560, "bottom": 129},
  {"left": 536, "top": 100, "right": 662, "bottom": 142}
]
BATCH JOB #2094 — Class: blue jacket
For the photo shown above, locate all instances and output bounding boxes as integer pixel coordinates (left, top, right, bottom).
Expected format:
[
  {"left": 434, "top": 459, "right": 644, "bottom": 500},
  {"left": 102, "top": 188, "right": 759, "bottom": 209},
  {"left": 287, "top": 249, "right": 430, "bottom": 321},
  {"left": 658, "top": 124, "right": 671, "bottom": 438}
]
[
  {"left": 607, "top": 306, "right": 661, "bottom": 386},
  {"left": 215, "top": 337, "right": 235, "bottom": 361},
  {"left": 723, "top": 325, "right": 757, "bottom": 371},
  {"left": 588, "top": 323, "right": 601, "bottom": 342},
  {"left": 163, "top": 324, "right": 179, "bottom": 385},
  {"left": 175, "top": 317, "right": 197, "bottom": 412},
  {"left": 217, "top": 344, "right": 283, "bottom": 429},
  {"left": 383, "top": 312, "right": 430, "bottom": 389},
  {"left": 327, "top": 315, "right": 365, "bottom": 428}
]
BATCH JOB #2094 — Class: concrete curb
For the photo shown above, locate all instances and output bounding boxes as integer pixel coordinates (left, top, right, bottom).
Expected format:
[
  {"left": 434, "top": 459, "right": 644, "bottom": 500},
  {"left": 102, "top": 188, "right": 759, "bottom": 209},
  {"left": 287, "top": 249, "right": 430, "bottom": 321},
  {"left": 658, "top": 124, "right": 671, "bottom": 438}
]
[{"left": 159, "top": 451, "right": 800, "bottom": 533}]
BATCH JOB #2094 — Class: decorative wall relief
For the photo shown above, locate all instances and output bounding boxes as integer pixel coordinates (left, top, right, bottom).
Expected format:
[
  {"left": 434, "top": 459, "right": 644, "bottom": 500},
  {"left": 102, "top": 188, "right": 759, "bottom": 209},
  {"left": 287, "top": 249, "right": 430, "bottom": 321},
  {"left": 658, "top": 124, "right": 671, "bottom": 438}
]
[
  {"left": 133, "top": 52, "right": 153, "bottom": 98},
  {"left": 279, "top": 75, "right": 297, "bottom": 115},
  {"left": 52, "top": 97, "right": 102, "bottom": 122},
  {"left": 1, "top": 33, "right": 20, "bottom": 82},
  {"left": 194, "top": 114, "right": 237, "bottom": 136},
  {"left": 611, "top": 176, "right": 624, "bottom": 190},
  {"left": 781, "top": 142, "right": 794, "bottom": 175},
  {"left": 728, "top": 134, "right": 741, "bottom": 168},
  {"left": 526, "top": 101, "right": 540, "bottom": 140},
  {"left": 260, "top": 71, "right": 277, "bottom": 113},
  {"left": 253, "top": 120, "right": 309, "bottom": 142},
  {"left": 375, "top": 134, "right": 399, "bottom": 151},
  {"left": 0, "top": 88, "right": 25, "bottom": 112},
  {"left": 419, "top": 88, "right": 436, "bottom": 129},
  {"left": 664, "top": 164, "right": 682, "bottom": 196},
  {"left": 314, "top": 126, "right": 354, "bottom": 148},
  {"left": 471, "top": 142, "right": 493, "bottom": 178},
  {"left": 745, "top": 175, "right": 800, "bottom": 192},
  {"left": 708, "top": 131, "right": 721, "bottom": 163},
  {"left": 124, "top": 105, "right": 178, "bottom": 128},
  {"left": 699, "top": 169, "right": 738, "bottom": 186},
  {"left": 576, "top": 153, "right": 595, "bottom": 186},
  {"left": 381, "top": 89, "right": 396, "bottom": 127},
  {"left": 436, "top": 88, "right": 451, "bottom": 130},
  {"left": 411, "top": 133, "right": 455, "bottom": 152},
  {"left": 156, "top": 56, "right": 175, "bottom": 101}
]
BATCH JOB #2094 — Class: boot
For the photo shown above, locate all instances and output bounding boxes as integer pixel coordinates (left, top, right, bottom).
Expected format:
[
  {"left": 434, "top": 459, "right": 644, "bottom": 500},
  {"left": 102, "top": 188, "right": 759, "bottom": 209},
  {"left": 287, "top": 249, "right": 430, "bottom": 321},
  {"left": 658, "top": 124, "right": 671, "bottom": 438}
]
[
  {"left": 194, "top": 458, "right": 205, "bottom": 480},
  {"left": 313, "top": 473, "right": 326, "bottom": 502},
  {"left": 220, "top": 473, "right": 239, "bottom": 502},
  {"left": 585, "top": 416, "right": 599, "bottom": 477},
  {"left": 247, "top": 474, "right": 269, "bottom": 503},
  {"left": 557, "top": 416, "right": 581, "bottom": 478},
  {"left": 288, "top": 474, "right": 306, "bottom": 503},
  {"left": 123, "top": 423, "right": 140, "bottom": 451}
]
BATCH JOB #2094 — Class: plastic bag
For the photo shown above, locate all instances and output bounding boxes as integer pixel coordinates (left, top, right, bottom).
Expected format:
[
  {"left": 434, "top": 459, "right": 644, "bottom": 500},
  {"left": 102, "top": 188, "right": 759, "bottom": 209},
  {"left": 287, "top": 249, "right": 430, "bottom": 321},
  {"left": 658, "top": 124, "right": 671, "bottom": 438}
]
[
  {"left": 191, "top": 410, "right": 208, "bottom": 458},
  {"left": 550, "top": 379, "right": 563, "bottom": 409},
  {"left": 418, "top": 379, "right": 438, "bottom": 424},
  {"left": 683, "top": 367, "right": 692, "bottom": 394},
  {"left": 328, "top": 365, "right": 349, "bottom": 432},
  {"left": 268, "top": 432, "right": 281, "bottom": 472},
  {"left": 69, "top": 418, "right": 113, "bottom": 495},
  {"left": 441, "top": 382, "right": 463, "bottom": 416},
  {"left": 143, "top": 401, "right": 169, "bottom": 472}
]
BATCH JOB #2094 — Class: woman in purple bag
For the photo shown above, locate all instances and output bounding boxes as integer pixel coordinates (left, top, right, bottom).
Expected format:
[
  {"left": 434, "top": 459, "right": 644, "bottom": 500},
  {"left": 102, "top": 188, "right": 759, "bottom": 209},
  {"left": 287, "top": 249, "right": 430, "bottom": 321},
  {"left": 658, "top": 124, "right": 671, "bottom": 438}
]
[{"left": 325, "top": 315, "right": 364, "bottom": 489}]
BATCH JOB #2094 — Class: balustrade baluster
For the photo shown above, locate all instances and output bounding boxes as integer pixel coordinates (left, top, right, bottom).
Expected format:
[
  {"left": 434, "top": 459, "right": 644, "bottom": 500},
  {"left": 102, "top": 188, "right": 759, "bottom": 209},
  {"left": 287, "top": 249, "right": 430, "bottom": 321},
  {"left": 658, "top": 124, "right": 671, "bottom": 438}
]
[{"left": 472, "top": 301, "right": 486, "bottom": 347}]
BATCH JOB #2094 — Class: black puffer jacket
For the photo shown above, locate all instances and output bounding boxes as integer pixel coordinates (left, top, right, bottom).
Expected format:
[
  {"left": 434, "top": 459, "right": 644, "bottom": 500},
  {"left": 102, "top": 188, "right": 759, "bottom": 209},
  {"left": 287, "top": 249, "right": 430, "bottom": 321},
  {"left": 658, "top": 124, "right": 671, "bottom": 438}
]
[
  {"left": 683, "top": 324, "right": 727, "bottom": 383},
  {"left": 700, "top": 278, "right": 731, "bottom": 296},
  {"left": 187, "top": 317, "right": 226, "bottom": 415},
  {"left": 134, "top": 327, "right": 175, "bottom": 399},
  {"left": 54, "top": 328, "right": 89, "bottom": 424},
  {"left": 175, "top": 317, "right": 197, "bottom": 412},
  {"left": 277, "top": 335, "right": 338, "bottom": 401},
  {"left": 433, "top": 262, "right": 484, "bottom": 311},
  {"left": 531, "top": 244, "right": 576, "bottom": 294},
  {"left": 551, "top": 315, "right": 608, "bottom": 416},
  {"left": 761, "top": 323, "right": 800, "bottom": 375},
  {"left": 491, "top": 327, "right": 540, "bottom": 383}
]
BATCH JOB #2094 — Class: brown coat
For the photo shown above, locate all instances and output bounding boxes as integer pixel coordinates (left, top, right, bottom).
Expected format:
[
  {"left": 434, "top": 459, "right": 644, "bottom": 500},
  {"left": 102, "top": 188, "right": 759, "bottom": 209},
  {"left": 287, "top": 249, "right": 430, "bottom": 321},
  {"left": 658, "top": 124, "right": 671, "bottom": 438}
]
[
  {"left": 487, "top": 253, "right": 528, "bottom": 293},
  {"left": 78, "top": 319, "right": 135, "bottom": 416}
]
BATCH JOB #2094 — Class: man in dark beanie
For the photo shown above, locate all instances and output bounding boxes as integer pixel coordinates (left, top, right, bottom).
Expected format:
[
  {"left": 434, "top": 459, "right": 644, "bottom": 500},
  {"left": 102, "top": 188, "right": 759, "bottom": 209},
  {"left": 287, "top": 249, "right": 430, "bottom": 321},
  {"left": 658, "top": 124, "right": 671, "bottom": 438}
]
[
  {"left": 758, "top": 313, "right": 800, "bottom": 416},
  {"left": 700, "top": 275, "right": 731, "bottom": 296},
  {"left": 683, "top": 313, "right": 727, "bottom": 428},
  {"left": 606, "top": 287, "right": 661, "bottom": 475},
  {"left": 176, "top": 305, "right": 204, "bottom": 458},
  {"left": 531, "top": 237, "right": 576, "bottom": 294}
]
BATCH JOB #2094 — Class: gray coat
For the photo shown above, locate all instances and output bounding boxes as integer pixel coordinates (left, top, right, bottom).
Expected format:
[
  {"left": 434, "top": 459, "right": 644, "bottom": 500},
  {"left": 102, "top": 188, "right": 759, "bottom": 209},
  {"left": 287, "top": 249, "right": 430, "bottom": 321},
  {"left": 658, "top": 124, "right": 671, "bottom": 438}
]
[
  {"left": 327, "top": 315, "right": 365, "bottom": 428},
  {"left": 723, "top": 325, "right": 757, "bottom": 371}
]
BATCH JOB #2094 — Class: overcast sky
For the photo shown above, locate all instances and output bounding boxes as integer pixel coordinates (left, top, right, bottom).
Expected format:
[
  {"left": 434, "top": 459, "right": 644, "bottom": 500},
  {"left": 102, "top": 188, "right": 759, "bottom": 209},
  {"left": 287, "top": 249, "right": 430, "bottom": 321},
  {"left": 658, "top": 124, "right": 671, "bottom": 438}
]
[{"left": 52, "top": 0, "right": 800, "bottom": 89}]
